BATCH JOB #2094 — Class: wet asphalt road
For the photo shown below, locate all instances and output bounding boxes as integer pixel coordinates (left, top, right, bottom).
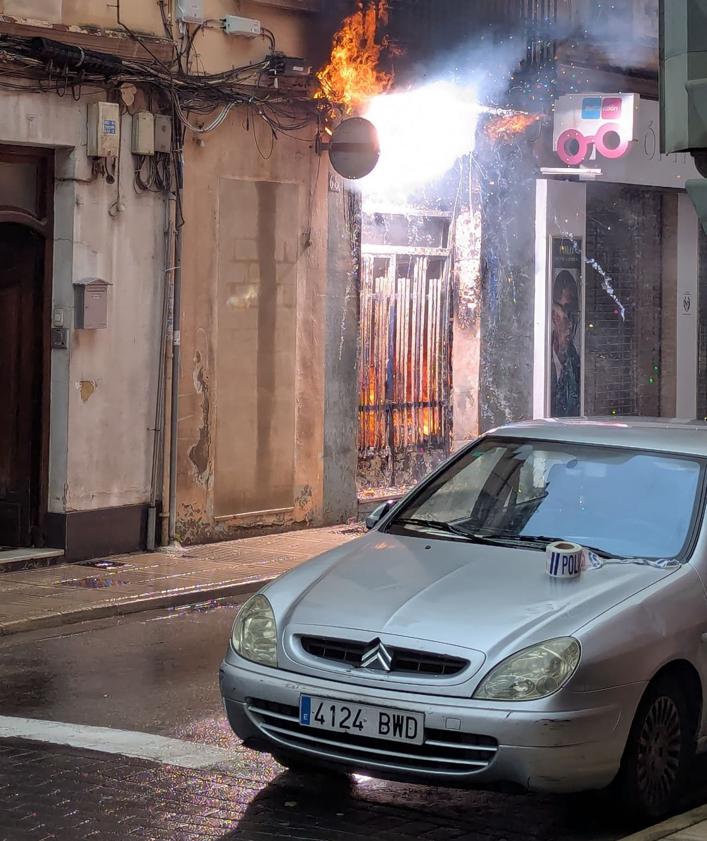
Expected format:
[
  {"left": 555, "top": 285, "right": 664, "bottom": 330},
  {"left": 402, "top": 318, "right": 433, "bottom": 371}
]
[{"left": 0, "top": 599, "right": 687, "bottom": 841}]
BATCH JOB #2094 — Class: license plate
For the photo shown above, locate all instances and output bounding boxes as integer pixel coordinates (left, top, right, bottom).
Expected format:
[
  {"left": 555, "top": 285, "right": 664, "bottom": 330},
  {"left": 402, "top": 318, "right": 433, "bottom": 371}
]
[{"left": 299, "top": 695, "right": 424, "bottom": 746}]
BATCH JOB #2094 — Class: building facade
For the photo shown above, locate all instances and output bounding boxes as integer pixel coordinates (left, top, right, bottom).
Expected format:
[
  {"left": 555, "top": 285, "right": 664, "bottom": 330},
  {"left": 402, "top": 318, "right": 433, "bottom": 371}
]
[{"left": 0, "top": 0, "right": 358, "bottom": 559}]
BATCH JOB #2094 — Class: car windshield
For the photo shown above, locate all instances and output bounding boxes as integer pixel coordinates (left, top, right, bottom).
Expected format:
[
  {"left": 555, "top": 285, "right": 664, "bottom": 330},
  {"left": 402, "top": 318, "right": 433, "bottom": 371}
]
[{"left": 389, "top": 438, "right": 704, "bottom": 560}]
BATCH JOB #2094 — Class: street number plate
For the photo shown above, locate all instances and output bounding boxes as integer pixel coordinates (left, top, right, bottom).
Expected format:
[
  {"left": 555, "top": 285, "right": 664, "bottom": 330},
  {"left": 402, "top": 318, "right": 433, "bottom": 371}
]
[{"left": 299, "top": 695, "right": 424, "bottom": 746}]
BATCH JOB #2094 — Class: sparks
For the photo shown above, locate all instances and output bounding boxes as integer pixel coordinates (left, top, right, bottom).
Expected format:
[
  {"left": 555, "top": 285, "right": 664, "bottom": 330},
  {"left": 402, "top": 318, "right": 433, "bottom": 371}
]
[{"left": 484, "top": 112, "right": 541, "bottom": 141}]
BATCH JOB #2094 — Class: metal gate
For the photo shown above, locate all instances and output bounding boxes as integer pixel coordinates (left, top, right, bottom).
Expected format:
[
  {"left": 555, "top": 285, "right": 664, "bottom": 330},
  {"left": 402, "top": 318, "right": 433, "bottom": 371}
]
[
  {"left": 584, "top": 184, "right": 664, "bottom": 417},
  {"left": 358, "top": 252, "right": 452, "bottom": 491}
]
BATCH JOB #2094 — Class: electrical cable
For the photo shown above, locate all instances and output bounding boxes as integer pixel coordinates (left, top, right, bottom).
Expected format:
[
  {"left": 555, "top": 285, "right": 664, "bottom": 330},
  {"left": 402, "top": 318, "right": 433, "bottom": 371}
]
[{"left": 0, "top": 25, "right": 330, "bottom": 165}]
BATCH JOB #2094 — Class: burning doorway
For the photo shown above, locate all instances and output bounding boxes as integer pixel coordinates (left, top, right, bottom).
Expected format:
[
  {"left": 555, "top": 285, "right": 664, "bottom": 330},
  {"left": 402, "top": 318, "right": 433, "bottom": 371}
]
[{"left": 358, "top": 208, "right": 453, "bottom": 495}]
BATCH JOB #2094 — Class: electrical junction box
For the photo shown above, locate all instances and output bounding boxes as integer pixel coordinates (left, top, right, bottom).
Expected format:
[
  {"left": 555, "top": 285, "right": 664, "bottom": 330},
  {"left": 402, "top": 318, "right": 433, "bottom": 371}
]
[
  {"left": 74, "top": 278, "right": 111, "bottom": 330},
  {"left": 132, "top": 111, "right": 155, "bottom": 156},
  {"left": 176, "top": 0, "right": 203, "bottom": 22},
  {"left": 154, "top": 115, "right": 173, "bottom": 153},
  {"left": 267, "top": 53, "right": 312, "bottom": 77},
  {"left": 223, "top": 15, "right": 262, "bottom": 36},
  {"left": 87, "top": 101, "right": 120, "bottom": 158}
]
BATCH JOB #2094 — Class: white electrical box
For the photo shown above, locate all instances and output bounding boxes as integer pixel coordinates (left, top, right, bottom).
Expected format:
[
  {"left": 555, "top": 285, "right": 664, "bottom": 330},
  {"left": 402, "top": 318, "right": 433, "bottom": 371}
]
[
  {"left": 154, "top": 115, "right": 173, "bottom": 154},
  {"left": 87, "top": 101, "right": 120, "bottom": 158},
  {"left": 223, "top": 15, "right": 262, "bottom": 36},
  {"left": 176, "top": 0, "right": 203, "bottom": 22},
  {"left": 132, "top": 111, "right": 155, "bottom": 156}
]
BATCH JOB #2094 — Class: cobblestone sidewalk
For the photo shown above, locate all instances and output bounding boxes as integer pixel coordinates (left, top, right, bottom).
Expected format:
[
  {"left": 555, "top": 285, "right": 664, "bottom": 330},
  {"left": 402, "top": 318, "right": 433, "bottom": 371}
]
[
  {"left": 0, "top": 739, "right": 619, "bottom": 841},
  {"left": 0, "top": 525, "right": 362, "bottom": 637}
]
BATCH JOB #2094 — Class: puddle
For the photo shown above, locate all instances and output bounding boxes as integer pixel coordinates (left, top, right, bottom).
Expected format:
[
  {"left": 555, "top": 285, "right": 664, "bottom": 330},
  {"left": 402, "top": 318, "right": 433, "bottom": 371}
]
[{"left": 60, "top": 576, "right": 132, "bottom": 589}]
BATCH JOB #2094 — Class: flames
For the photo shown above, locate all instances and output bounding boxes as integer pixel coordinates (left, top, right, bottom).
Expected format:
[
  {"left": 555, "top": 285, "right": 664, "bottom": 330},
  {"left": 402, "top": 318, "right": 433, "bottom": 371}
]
[
  {"left": 484, "top": 112, "right": 541, "bottom": 142},
  {"left": 317, "top": 0, "right": 395, "bottom": 114}
]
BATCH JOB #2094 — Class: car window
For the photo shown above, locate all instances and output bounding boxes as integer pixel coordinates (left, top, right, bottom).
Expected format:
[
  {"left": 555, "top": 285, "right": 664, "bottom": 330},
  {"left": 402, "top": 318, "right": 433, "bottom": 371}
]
[
  {"left": 391, "top": 438, "right": 703, "bottom": 560},
  {"left": 412, "top": 446, "right": 505, "bottom": 522}
]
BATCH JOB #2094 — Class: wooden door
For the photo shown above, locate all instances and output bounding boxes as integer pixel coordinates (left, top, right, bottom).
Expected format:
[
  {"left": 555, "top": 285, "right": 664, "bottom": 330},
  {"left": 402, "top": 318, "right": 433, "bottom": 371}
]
[{"left": 0, "top": 224, "right": 45, "bottom": 546}]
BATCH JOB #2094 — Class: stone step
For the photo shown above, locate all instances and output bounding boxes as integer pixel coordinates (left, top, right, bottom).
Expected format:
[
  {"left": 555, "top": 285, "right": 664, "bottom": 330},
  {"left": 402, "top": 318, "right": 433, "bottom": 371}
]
[{"left": 0, "top": 548, "right": 65, "bottom": 574}]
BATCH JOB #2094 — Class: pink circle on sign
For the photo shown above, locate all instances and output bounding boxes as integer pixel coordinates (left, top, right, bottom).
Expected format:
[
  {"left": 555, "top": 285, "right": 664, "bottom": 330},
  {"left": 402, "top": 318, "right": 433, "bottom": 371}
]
[
  {"left": 594, "top": 122, "right": 630, "bottom": 159},
  {"left": 557, "top": 129, "right": 588, "bottom": 166}
]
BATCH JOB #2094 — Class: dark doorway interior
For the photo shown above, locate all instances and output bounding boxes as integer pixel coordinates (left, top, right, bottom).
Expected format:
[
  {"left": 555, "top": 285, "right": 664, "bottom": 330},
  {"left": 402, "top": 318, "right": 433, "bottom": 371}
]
[{"left": 0, "top": 223, "right": 46, "bottom": 547}]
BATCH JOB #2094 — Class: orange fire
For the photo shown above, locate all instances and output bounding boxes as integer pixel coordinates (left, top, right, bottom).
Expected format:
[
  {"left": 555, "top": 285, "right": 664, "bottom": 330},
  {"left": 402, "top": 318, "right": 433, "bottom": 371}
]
[
  {"left": 317, "top": 0, "right": 395, "bottom": 114},
  {"left": 485, "top": 112, "right": 541, "bottom": 142}
]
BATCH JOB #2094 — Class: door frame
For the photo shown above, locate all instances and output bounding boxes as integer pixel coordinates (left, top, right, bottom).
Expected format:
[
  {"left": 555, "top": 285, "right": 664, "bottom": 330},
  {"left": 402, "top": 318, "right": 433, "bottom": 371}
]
[{"left": 0, "top": 144, "right": 54, "bottom": 544}]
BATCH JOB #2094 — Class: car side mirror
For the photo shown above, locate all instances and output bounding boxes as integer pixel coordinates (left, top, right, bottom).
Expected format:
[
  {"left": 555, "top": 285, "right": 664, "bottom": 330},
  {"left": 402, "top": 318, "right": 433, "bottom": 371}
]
[{"left": 365, "top": 500, "right": 394, "bottom": 530}]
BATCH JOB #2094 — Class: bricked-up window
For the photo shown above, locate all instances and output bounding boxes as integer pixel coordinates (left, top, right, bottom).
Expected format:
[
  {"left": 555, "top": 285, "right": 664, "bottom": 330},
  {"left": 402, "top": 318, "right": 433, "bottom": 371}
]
[
  {"left": 698, "top": 229, "right": 707, "bottom": 421},
  {"left": 585, "top": 184, "right": 664, "bottom": 417}
]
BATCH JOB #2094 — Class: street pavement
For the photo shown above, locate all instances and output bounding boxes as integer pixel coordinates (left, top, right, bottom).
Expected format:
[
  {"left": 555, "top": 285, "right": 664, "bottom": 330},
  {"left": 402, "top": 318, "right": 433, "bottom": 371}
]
[{"left": 1, "top": 595, "right": 694, "bottom": 841}]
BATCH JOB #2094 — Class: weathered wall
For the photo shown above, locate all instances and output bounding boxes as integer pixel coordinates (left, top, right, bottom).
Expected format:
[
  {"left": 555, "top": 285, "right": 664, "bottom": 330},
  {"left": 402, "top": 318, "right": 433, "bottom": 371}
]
[
  {"left": 477, "top": 137, "right": 537, "bottom": 431},
  {"left": 1, "top": 0, "right": 362, "bottom": 544},
  {"left": 176, "top": 111, "right": 331, "bottom": 544},
  {"left": 452, "top": 202, "right": 482, "bottom": 451},
  {"left": 322, "top": 182, "right": 359, "bottom": 524},
  {"left": 0, "top": 0, "right": 318, "bottom": 55},
  {"left": 0, "top": 85, "right": 165, "bottom": 516}
]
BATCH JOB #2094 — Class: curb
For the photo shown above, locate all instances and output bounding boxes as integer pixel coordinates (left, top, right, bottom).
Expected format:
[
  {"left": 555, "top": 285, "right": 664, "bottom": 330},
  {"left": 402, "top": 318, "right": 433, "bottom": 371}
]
[
  {"left": 0, "top": 577, "right": 273, "bottom": 637},
  {"left": 621, "top": 805, "right": 707, "bottom": 841}
]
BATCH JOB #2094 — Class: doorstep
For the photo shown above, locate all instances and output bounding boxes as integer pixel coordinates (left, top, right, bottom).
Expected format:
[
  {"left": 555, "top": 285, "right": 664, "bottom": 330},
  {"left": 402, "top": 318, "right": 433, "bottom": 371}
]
[{"left": 0, "top": 548, "right": 65, "bottom": 574}]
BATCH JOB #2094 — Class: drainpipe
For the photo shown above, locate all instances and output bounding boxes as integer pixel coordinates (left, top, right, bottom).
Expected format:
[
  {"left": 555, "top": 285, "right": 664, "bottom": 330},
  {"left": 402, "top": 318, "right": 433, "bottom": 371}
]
[
  {"left": 160, "top": 205, "right": 175, "bottom": 547},
  {"left": 168, "top": 147, "right": 184, "bottom": 544},
  {"left": 147, "top": 195, "right": 174, "bottom": 550}
]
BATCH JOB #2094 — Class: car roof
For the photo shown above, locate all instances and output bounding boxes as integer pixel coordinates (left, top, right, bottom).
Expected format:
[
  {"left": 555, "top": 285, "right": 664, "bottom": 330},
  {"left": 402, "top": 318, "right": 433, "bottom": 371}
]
[{"left": 487, "top": 418, "right": 707, "bottom": 458}]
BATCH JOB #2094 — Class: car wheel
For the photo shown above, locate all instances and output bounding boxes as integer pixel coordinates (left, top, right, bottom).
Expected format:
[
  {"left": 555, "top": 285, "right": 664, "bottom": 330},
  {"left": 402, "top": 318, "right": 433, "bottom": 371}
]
[{"left": 615, "top": 676, "right": 695, "bottom": 822}]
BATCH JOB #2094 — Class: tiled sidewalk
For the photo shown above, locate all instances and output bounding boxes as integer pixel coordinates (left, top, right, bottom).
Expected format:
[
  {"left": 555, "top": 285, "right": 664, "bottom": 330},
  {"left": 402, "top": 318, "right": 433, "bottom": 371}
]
[
  {"left": 621, "top": 807, "right": 707, "bottom": 841},
  {"left": 0, "top": 525, "right": 362, "bottom": 636}
]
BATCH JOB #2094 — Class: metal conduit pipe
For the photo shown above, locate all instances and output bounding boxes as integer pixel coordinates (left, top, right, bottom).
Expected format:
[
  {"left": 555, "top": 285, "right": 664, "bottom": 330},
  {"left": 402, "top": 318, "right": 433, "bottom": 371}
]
[{"left": 147, "top": 193, "right": 174, "bottom": 551}]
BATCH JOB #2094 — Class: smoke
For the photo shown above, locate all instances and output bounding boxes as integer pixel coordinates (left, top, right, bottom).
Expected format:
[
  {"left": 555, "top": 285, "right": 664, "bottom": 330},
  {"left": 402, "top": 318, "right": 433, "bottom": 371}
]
[
  {"left": 359, "top": 35, "right": 527, "bottom": 200},
  {"left": 559, "top": 0, "right": 658, "bottom": 76}
]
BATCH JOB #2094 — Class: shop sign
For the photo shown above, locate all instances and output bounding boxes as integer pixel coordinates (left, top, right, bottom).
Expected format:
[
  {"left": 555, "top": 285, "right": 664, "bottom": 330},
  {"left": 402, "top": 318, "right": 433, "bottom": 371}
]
[{"left": 554, "top": 93, "right": 639, "bottom": 166}]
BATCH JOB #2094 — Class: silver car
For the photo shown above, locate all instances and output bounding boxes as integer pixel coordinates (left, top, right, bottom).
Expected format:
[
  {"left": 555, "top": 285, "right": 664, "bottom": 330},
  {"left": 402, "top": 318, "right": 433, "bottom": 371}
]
[{"left": 220, "top": 419, "right": 707, "bottom": 821}]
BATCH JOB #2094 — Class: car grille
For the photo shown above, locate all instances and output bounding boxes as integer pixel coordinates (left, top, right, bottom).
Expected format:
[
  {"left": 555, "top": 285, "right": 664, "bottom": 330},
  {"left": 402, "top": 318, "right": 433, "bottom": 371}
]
[
  {"left": 246, "top": 699, "right": 498, "bottom": 777},
  {"left": 300, "top": 636, "right": 468, "bottom": 677}
]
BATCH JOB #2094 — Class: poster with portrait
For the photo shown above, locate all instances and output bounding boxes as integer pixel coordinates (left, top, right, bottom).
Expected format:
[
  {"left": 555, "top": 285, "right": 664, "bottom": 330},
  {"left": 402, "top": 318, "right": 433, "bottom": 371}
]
[{"left": 550, "top": 238, "right": 582, "bottom": 418}]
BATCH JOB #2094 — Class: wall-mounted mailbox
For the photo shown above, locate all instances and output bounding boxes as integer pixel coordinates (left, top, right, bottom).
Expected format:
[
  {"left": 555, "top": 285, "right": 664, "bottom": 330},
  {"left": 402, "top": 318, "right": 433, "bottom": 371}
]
[{"left": 74, "top": 278, "right": 111, "bottom": 329}]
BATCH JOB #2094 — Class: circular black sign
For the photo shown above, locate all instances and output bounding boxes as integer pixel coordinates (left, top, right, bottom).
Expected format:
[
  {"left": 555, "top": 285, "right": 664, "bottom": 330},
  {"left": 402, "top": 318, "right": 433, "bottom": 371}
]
[{"left": 329, "top": 117, "right": 381, "bottom": 181}]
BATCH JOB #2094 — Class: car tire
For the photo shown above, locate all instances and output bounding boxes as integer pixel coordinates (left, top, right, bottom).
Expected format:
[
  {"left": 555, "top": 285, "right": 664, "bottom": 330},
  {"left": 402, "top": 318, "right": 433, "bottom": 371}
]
[{"left": 614, "top": 675, "right": 696, "bottom": 822}]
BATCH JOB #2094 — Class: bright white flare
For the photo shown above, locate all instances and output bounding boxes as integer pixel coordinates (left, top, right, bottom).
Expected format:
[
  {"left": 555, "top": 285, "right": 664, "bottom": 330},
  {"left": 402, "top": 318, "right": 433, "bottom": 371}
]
[{"left": 361, "top": 81, "right": 480, "bottom": 199}]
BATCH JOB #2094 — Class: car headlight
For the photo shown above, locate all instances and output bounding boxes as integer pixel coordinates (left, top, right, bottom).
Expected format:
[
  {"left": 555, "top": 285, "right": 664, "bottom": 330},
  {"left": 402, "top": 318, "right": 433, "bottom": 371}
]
[
  {"left": 231, "top": 594, "right": 278, "bottom": 667},
  {"left": 473, "top": 637, "right": 581, "bottom": 701}
]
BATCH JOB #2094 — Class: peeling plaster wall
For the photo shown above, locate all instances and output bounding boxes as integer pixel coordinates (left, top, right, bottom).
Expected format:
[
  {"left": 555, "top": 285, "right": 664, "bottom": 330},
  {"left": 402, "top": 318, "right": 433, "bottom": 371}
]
[
  {"left": 322, "top": 182, "right": 359, "bottom": 524},
  {"left": 176, "top": 114, "right": 330, "bottom": 545},
  {"left": 2, "top": 0, "right": 358, "bottom": 542},
  {"left": 0, "top": 86, "right": 165, "bottom": 515}
]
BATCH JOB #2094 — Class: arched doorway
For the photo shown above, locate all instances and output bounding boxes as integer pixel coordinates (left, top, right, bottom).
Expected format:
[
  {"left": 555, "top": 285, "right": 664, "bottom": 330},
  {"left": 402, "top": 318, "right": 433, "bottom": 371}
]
[{"left": 0, "top": 146, "right": 53, "bottom": 548}]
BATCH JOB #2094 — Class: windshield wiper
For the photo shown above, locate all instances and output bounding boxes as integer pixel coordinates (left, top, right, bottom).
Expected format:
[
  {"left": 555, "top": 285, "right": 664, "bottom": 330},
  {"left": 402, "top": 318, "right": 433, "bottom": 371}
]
[
  {"left": 475, "top": 532, "right": 616, "bottom": 559},
  {"left": 393, "top": 518, "right": 483, "bottom": 541}
]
